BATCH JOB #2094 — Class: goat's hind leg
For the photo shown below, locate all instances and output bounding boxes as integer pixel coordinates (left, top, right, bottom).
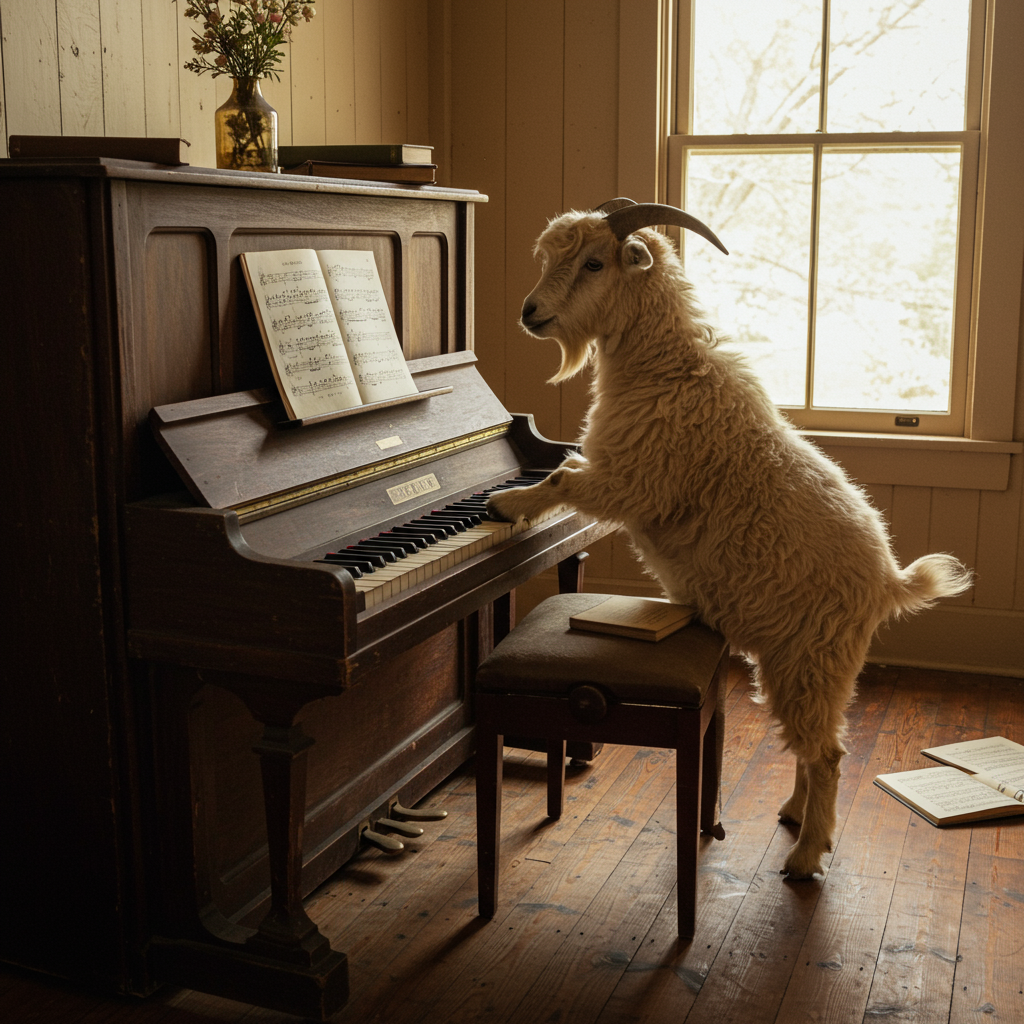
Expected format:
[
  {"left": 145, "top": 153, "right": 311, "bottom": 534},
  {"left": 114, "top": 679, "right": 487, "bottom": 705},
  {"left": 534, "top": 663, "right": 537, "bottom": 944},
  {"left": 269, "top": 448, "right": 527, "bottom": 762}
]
[
  {"left": 778, "top": 758, "right": 808, "bottom": 826},
  {"left": 767, "top": 659, "right": 852, "bottom": 880},
  {"left": 782, "top": 743, "right": 844, "bottom": 879}
]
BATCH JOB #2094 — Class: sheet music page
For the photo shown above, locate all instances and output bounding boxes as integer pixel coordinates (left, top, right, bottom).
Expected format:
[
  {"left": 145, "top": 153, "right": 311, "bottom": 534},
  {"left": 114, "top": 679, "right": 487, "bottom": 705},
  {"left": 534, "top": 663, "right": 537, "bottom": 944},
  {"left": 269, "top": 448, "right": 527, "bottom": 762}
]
[
  {"left": 316, "top": 249, "right": 417, "bottom": 404},
  {"left": 240, "top": 248, "right": 363, "bottom": 419}
]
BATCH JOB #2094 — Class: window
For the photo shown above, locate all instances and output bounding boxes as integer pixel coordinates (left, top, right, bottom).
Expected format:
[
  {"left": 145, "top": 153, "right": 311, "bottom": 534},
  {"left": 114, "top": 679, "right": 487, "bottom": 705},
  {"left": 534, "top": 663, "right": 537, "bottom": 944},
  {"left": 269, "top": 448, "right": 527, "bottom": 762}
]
[{"left": 669, "top": 0, "right": 986, "bottom": 435}]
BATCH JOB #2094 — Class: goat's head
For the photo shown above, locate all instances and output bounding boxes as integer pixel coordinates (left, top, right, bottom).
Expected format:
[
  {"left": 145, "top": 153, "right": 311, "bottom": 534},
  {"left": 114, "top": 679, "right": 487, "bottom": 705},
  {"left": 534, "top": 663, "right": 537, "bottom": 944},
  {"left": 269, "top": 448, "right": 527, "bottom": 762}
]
[{"left": 520, "top": 198, "right": 728, "bottom": 382}]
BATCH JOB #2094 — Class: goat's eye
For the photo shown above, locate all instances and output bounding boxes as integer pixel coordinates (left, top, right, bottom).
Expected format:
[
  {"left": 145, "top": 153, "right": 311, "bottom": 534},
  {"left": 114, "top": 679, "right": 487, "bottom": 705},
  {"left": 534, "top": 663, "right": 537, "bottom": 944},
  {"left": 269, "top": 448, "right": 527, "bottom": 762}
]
[{"left": 584, "top": 258, "right": 603, "bottom": 272}]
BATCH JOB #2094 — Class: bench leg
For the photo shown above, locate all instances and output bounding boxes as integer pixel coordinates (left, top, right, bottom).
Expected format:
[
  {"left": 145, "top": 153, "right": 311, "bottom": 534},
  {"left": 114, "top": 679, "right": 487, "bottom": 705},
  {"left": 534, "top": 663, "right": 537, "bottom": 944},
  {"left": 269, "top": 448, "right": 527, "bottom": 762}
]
[
  {"left": 546, "top": 739, "right": 567, "bottom": 818},
  {"left": 676, "top": 712, "right": 703, "bottom": 940}
]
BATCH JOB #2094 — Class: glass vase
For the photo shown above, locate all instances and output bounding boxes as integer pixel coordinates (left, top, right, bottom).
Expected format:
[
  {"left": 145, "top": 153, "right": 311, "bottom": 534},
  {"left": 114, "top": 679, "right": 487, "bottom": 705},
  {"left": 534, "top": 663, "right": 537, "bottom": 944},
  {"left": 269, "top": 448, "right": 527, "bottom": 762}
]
[{"left": 215, "top": 77, "right": 278, "bottom": 172}]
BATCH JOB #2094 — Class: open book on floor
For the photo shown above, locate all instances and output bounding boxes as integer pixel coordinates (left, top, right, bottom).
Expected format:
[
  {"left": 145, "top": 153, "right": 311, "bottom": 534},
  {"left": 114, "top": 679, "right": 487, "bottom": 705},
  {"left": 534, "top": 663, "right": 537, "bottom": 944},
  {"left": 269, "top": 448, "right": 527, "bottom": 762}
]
[
  {"left": 875, "top": 735, "right": 1024, "bottom": 826},
  {"left": 568, "top": 596, "right": 696, "bottom": 642},
  {"left": 240, "top": 248, "right": 417, "bottom": 420}
]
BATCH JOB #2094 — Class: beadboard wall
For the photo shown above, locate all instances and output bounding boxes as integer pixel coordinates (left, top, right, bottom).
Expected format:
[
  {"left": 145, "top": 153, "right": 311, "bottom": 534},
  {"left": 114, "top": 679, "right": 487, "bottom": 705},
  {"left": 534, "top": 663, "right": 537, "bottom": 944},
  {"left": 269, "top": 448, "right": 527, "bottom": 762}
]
[
  {"left": 0, "top": 0, "right": 431, "bottom": 169},
  {"left": 2, "top": 0, "right": 1021, "bottom": 675}
]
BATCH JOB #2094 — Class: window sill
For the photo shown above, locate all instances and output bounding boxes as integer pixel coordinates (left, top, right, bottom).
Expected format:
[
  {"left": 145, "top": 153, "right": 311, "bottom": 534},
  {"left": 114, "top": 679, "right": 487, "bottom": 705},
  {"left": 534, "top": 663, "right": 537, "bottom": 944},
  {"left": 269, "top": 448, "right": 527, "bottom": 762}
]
[{"left": 800, "top": 431, "right": 1022, "bottom": 491}]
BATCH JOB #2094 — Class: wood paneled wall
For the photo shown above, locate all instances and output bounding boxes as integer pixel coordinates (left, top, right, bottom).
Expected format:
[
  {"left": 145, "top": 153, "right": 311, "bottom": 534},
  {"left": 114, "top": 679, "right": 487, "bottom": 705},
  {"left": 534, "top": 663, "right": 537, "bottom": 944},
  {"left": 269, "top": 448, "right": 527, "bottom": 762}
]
[
  {"left": 2, "top": 0, "right": 1021, "bottom": 674},
  {"left": 0, "top": 0, "right": 431, "bottom": 170}
]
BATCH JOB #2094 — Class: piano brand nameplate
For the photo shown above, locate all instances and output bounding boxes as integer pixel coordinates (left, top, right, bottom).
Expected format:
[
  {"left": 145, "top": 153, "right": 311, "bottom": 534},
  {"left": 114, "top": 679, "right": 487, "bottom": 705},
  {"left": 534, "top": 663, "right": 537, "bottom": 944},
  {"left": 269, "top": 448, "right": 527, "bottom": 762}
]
[{"left": 387, "top": 473, "right": 440, "bottom": 505}]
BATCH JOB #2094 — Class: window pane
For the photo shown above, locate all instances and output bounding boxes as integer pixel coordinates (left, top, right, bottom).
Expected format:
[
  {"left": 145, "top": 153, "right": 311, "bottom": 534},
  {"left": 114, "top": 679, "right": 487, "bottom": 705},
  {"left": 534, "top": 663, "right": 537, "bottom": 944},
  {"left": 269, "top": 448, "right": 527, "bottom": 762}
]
[
  {"left": 685, "top": 150, "right": 814, "bottom": 407},
  {"left": 813, "top": 149, "right": 960, "bottom": 412},
  {"left": 692, "top": 0, "right": 822, "bottom": 134},
  {"left": 827, "top": 0, "right": 970, "bottom": 132}
]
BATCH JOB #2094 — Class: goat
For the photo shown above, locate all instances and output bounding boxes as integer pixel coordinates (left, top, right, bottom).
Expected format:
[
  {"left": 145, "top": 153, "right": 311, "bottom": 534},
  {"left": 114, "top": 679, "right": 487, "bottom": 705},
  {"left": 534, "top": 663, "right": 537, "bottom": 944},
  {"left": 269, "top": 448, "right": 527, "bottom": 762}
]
[{"left": 486, "top": 198, "right": 973, "bottom": 879}]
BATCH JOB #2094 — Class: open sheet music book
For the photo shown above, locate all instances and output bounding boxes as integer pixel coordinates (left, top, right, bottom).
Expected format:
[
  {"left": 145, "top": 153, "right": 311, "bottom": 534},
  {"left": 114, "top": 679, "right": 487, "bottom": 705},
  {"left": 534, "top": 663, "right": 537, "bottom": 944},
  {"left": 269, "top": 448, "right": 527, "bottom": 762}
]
[
  {"left": 874, "top": 736, "right": 1024, "bottom": 826},
  {"left": 239, "top": 248, "right": 417, "bottom": 420}
]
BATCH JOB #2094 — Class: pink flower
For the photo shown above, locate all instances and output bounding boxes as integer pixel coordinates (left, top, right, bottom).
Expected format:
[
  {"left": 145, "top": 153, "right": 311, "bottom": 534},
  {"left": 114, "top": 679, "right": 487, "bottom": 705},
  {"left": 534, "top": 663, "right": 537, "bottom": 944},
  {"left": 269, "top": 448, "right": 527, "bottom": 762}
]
[
  {"left": 269, "top": 12, "right": 282, "bottom": 23},
  {"left": 215, "top": 53, "right": 228, "bottom": 66}
]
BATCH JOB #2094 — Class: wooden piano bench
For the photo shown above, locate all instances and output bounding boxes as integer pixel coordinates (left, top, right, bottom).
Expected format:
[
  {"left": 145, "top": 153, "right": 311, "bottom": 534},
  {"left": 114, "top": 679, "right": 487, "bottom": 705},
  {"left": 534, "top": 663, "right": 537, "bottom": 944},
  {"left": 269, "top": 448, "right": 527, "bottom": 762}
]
[{"left": 473, "top": 592, "right": 729, "bottom": 939}]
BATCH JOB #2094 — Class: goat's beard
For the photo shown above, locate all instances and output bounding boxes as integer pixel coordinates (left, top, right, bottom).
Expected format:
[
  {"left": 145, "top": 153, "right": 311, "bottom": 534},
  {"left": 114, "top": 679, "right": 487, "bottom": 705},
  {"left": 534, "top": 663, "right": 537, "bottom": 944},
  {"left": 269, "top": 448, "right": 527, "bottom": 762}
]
[{"left": 548, "top": 337, "right": 596, "bottom": 384}]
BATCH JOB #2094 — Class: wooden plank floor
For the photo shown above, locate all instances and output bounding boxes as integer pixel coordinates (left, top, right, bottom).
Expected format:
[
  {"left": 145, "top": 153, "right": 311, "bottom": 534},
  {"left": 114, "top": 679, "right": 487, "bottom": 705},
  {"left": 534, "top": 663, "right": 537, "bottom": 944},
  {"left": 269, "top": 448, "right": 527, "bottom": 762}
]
[{"left": 3, "top": 661, "right": 1021, "bottom": 1023}]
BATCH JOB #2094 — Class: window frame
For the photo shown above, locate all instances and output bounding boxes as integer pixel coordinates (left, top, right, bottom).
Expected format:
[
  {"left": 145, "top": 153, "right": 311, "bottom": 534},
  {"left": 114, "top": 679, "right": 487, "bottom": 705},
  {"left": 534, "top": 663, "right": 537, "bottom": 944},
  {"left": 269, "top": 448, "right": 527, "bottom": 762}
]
[{"left": 666, "top": 0, "right": 1021, "bottom": 450}]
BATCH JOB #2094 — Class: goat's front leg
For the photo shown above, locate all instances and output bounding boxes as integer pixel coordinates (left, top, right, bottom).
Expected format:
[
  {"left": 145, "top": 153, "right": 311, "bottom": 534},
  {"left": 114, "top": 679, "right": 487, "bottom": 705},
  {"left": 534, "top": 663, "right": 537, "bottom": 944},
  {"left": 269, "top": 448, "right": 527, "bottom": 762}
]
[{"left": 486, "top": 461, "right": 592, "bottom": 525}]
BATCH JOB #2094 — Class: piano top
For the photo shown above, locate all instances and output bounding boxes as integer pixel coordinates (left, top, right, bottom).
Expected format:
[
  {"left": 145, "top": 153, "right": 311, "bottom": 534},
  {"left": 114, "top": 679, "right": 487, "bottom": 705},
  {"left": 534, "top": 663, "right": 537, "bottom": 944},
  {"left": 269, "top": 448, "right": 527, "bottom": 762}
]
[{"left": 0, "top": 156, "right": 489, "bottom": 205}]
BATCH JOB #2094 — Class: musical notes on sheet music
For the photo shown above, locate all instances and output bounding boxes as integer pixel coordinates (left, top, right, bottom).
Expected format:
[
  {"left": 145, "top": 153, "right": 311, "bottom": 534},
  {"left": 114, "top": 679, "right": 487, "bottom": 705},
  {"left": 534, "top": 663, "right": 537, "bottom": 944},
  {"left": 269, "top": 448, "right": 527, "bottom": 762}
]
[
  {"left": 290, "top": 375, "right": 355, "bottom": 397},
  {"left": 241, "top": 248, "right": 363, "bottom": 418},
  {"left": 240, "top": 247, "right": 418, "bottom": 420},
  {"left": 263, "top": 285, "right": 329, "bottom": 309},
  {"left": 282, "top": 349, "right": 348, "bottom": 376},
  {"left": 270, "top": 309, "right": 336, "bottom": 333},
  {"left": 257, "top": 267, "right": 322, "bottom": 287},
  {"left": 319, "top": 251, "right": 417, "bottom": 404}
]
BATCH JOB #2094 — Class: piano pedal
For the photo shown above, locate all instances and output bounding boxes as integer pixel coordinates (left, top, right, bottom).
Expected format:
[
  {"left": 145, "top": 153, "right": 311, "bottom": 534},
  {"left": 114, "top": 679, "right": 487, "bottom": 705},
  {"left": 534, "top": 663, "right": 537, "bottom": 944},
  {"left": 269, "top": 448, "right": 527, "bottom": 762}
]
[
  {"left": 375, "top": 818, "right": 425, "bottom": 838},
  {"left": 389, "top": 800, "right": 448, "bottom": 822},
  {"left": 359, "top": 819, "right": 405, "bottom": 855}
]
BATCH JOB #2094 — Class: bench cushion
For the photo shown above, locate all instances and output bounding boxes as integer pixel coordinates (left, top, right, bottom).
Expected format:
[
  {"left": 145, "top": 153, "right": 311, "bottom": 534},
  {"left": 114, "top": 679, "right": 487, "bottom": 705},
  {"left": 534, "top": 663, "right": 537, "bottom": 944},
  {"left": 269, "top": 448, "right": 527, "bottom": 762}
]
[{"left": 476, "top": 593, "right": 728, "bottom": 707}]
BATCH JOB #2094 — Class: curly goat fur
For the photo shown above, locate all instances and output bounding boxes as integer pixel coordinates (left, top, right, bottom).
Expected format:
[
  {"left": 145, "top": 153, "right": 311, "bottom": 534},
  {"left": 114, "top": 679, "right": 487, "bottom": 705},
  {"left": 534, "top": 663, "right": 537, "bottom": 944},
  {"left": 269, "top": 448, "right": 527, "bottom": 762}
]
[{"left": 487, "top": 207, "right": 973, "bottom": 879}]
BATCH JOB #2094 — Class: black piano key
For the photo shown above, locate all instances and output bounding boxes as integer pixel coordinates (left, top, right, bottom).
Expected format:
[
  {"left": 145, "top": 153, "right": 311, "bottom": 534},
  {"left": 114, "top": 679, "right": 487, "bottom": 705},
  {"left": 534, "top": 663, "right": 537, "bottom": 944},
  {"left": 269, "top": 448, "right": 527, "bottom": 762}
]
[
  {"left": 426, "top": 513, "right": 477, "bottom": 530},
  {"left": 314, "top": 558, "right": 363, "bottom": 578},
  {"left": 390, "top": 526, "right": 443, "bottom": 544},
  {"left": 435, "top": 508, "right": 483, "bottom": 526},
  {"left": 355, "top": 540, "right": 409, "bottom": 558},
  {"left": 445, "top": 498, "right": 488, "bottom": 509},
  {"left": 377, "top": 531, "right": 427, "bottom": 551},
  {"left": 421, "top": 513, "right": 471, "bottom": 531},
  {"left": 407, "top": 518, "right": 458, "bottom": 537},
  {"left": 347, "top": 543, "right": 398, "bottom": 562},
  {"left": 443, "top": 503, "right": 488, "bottom": 517},
  {"left": 322, "top": 552, "right": 383, "bottom": 572}
]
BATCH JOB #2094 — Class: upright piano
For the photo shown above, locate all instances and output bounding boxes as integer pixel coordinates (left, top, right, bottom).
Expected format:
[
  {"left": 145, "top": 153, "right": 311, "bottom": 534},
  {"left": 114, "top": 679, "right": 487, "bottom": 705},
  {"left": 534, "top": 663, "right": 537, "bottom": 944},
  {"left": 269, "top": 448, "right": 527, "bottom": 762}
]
[{"left": 0, "top": 160, "right": 605, "bottom": 1018}]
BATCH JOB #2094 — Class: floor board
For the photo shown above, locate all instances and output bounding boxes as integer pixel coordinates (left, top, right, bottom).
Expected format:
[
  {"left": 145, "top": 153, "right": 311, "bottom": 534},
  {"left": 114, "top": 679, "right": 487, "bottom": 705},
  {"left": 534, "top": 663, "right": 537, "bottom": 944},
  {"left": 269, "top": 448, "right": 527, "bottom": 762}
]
[{"left": 2, "top": 661, "right": 1021, "bottom": 1024}]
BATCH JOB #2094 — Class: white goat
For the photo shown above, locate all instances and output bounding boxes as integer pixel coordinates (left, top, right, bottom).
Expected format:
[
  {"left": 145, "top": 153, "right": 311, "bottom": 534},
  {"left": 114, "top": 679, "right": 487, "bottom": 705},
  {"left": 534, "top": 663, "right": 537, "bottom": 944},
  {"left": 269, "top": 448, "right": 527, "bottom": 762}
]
[{"left": 486, "top": 199, "right": 973, "bottom": 879}]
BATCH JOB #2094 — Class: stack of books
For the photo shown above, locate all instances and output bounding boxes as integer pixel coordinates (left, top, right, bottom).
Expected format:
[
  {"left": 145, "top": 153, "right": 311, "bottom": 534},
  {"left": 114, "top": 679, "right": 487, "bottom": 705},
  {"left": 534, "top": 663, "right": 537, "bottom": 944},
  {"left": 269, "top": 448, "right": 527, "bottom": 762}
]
[{"left": 279, "top": 143, "right": 436, "bottom": 184}]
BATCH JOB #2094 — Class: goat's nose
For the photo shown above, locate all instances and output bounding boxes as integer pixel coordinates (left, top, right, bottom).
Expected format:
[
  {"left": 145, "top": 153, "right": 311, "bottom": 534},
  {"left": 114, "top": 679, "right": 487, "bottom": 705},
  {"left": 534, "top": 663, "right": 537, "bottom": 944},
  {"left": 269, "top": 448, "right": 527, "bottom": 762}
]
[{"left": 521, "top": 300, "right": 537, "bottom": 322}]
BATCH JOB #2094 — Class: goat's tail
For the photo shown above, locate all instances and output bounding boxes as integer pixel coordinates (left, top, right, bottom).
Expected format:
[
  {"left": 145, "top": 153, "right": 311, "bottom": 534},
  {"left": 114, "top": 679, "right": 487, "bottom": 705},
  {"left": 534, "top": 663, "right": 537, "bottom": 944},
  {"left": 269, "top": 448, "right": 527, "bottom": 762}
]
[{"left": 890, "top": 554, "right": 973, "bottom": 618}]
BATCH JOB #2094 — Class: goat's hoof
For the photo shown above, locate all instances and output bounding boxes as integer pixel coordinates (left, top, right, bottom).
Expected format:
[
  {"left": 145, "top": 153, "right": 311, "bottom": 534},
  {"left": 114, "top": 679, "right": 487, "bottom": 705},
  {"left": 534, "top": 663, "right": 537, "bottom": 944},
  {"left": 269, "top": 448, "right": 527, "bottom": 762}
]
[
  {"left": 485, "top": 493, "right": 520, "bottom": 523},
  {"left": 778, "top": 807, "right": 803, "bottom": 826},
  {"left": 781, "top": 850, "right": 824, "bottom": 880}
]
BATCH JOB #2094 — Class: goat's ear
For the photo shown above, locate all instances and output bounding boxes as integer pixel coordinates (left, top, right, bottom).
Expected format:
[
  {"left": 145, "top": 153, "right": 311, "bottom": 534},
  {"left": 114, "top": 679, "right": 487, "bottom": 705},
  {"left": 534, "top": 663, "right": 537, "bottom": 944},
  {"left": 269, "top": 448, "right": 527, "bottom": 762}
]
[{"left": 621, "top": 238, "right": 653, "bottom": 273}]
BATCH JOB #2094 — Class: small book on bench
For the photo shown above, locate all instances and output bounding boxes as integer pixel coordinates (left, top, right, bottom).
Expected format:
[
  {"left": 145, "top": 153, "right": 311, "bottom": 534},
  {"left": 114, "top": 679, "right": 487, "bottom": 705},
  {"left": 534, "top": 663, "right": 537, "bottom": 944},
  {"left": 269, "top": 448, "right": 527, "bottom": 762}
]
[{"left": 569, "top": 596, "right": 696, "bottom": 642}]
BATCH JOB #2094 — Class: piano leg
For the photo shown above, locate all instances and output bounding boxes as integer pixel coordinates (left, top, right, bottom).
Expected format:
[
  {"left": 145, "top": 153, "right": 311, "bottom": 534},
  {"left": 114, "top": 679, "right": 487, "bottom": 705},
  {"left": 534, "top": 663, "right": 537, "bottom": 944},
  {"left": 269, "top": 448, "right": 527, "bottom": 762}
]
[
  {"left": 246, "top": 722, "right": 333, "bottom": 966},
  {"left": 146, "top": 672, "right": 349, "bottom": 1021}
]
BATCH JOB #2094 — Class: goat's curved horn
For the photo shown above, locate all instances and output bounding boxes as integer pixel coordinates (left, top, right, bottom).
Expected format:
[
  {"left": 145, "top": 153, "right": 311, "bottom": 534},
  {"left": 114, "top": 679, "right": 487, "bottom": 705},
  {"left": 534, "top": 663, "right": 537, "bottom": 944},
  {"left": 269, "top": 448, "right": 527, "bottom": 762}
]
[
  {"left": 595, "top": 197, "right": 638, "bottom": 214},
  {"left": 604, "top": 202, "right": 729, "bottom": 255}
]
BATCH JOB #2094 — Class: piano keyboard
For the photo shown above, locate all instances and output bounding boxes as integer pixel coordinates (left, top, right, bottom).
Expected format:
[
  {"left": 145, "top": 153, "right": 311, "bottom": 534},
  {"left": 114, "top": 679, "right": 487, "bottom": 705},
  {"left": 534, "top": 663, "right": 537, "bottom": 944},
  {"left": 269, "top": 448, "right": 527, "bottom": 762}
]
[{"left": 319, "top": 474, "right": 553, "bottom": 609}]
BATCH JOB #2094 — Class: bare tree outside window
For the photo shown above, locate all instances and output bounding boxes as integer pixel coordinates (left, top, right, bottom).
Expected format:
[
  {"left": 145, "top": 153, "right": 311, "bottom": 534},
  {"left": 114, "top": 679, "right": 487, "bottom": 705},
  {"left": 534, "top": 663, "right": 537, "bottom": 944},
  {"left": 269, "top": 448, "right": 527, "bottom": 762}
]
[{"left": 678, "top": 0, "right": 971, "bottom": 420}]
